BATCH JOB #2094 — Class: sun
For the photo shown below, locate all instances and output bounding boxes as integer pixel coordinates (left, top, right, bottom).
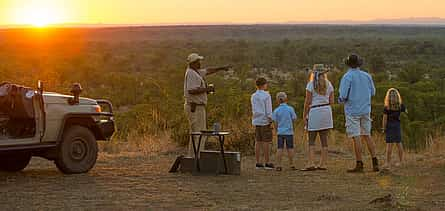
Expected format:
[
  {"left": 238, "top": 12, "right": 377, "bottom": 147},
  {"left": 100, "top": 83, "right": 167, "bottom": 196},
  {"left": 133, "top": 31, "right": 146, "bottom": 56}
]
[
  {"left": 28, "top": 8, "right": 54, "bottom": 27},
  {"left": 13, "top": 3, "right": 63, "bottom": 27}
]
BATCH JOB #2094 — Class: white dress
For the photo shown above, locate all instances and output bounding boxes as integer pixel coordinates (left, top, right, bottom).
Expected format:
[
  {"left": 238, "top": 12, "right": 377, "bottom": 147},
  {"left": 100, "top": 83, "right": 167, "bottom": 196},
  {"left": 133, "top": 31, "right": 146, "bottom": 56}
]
[{"left": 306, "top": 81, "right": 334, "bottom": 131}]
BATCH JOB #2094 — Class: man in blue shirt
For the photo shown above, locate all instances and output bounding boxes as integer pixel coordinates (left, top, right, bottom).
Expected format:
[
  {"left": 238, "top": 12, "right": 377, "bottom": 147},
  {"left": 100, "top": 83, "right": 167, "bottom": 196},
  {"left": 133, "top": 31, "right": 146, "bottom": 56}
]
[
  {"left": 339, "top": 54, "right": 379, "bottom": 173},
  {"left": 272, "top": 92, "right": 297, "bottom": 171}
]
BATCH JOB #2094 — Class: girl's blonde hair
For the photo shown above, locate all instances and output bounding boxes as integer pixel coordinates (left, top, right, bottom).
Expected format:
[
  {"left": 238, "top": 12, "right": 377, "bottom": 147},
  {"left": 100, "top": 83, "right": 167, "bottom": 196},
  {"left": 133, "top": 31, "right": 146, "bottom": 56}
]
[
  {"left": 309, "top": 72, "right": 328, "bottom": 95},
  {"left": 384, "top": 88, "right": 403, "bottom": 111}
]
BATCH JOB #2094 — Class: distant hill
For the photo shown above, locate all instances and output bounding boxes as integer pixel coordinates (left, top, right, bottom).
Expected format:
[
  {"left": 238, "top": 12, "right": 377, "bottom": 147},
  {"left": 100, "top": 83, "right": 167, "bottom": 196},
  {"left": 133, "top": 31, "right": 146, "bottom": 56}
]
[
  {"left": 369, "top": 17, "right": 445, "bottom": 25},
  {"left": 1, "top": 24, "right": 445, "bottom": 43},
  {"left": 288, "top": 17, "right": 445, "bottom": 25},
  {"left": 2, "top": 17, "right": 445, "bottom": 29}
]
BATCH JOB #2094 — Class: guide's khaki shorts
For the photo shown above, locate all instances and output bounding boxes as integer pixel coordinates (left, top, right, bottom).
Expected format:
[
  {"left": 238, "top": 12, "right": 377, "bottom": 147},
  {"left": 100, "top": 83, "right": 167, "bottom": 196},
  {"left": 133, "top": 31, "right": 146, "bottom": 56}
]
[{"left": 185, "top": 103, "right": 207, "bottom": 156}]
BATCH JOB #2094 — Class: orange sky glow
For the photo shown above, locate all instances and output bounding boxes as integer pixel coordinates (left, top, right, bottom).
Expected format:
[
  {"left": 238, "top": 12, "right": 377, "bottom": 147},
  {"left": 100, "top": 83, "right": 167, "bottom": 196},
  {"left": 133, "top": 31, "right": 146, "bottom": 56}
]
[{"left": 0, "top": 0, "right": 444, "bottom": 26}]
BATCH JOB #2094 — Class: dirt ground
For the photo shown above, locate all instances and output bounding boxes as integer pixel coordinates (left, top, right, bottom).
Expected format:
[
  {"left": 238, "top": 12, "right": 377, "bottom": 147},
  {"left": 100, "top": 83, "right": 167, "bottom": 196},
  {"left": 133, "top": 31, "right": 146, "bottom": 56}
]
[{"left": 1, "top": 146, "right": 444, "bottom": 211}]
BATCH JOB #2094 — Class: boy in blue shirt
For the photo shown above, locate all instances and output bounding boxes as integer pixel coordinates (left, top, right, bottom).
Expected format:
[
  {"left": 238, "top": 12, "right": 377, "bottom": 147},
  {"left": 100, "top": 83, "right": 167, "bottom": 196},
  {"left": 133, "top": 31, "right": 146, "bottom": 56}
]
[
  {"left": 339, "top": 54, "right": 379, "bottom": 173},
  {"left": 272, "top": 92, "right": 297, "bottom": 171}
]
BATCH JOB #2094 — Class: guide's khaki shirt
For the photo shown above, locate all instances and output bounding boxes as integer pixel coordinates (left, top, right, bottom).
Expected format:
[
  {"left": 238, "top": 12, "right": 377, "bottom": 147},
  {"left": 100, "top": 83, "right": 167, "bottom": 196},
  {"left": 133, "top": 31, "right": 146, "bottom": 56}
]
[{"left": 184, "top": 68, "right": 207, "bottom": 105}]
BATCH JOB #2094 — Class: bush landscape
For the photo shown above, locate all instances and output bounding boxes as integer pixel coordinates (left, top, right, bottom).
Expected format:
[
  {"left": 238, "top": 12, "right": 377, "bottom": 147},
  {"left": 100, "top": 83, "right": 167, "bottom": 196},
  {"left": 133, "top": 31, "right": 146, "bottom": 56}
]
[
  {"left": 1, "top": 25, "right": 445, "bottom": 210},
  {"left": 1, "top": 25, "right": 444, "bottom": 152}
]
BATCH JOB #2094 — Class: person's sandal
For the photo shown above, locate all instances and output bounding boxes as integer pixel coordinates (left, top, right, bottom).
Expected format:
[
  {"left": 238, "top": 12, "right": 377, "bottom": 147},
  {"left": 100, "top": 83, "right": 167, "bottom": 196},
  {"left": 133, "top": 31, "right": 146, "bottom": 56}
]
[
  {"left": 316, "top": 167, "right": 328, "bottom": 171},
  {"left": 290, "top": 166, "right": 297, "bottom": 171},
  {"left": 381, "top": 164, "right": 391, "bottom": 170},
  {"left": 276, "top": 167, "right": 282, "bottom": 171},
  {"left": 300, "top": 166, "right": 317, "bottom": 171},
  {"left": 347, "top": 166, "right": 364, "bottom": 173}
]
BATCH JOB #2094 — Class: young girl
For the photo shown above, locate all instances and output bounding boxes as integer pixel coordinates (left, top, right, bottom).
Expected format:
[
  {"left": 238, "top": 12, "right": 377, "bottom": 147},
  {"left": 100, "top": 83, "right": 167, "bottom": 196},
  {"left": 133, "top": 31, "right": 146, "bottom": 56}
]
[{"left": 382, "top": 88, "right": 406, "bottom": 169}]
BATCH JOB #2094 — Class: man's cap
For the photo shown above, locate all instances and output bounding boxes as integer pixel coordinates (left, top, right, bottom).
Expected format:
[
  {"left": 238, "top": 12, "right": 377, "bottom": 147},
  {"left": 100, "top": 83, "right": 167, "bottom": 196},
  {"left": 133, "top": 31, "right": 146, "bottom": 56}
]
[
  {"left": 276, "top": 92, "right": 288, "bottom": 101},
  {"left": 255, "top": 77, "right": 268, "bottom": 87},
  {"left": 187, "top": 53, "right": 204, "bottom": 64}
]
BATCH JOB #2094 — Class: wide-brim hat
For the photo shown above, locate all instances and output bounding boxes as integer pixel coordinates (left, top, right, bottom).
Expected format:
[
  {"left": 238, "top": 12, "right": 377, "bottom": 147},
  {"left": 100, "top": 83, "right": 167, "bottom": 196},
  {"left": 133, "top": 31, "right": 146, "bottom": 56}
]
[
  {"left": 312, "top": 64, "right": 329, "bottom": 74},
  {"left": 187, "top": 53, "right": 204, "bottom": 64},
  {"left": 344, "top": 54, "right": 363, "bottom": 68}
]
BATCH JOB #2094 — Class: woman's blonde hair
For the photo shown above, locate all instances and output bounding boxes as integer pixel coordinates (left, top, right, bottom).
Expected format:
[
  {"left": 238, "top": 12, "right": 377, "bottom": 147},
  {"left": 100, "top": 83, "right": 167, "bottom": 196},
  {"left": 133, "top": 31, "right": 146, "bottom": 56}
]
[
  {"left": 384, "top": 88, "right": 403, "bottom": 111},
  {"left": 309, "top": 64, "right": 329, "bottom": 95}
]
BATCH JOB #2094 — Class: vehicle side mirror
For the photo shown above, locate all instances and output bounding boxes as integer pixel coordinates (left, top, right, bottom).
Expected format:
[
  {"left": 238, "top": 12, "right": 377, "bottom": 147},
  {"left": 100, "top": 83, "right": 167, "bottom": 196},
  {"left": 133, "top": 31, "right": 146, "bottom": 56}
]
[{"left": 68, "top": 83, "right": 83, "bottom": 105}]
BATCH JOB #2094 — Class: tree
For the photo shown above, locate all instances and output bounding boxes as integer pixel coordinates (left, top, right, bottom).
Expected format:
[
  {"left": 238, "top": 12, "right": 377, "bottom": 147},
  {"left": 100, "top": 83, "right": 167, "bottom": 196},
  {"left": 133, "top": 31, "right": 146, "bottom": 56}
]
[{"left": 369, "top": 55, "right": 385, "bottom": 73}]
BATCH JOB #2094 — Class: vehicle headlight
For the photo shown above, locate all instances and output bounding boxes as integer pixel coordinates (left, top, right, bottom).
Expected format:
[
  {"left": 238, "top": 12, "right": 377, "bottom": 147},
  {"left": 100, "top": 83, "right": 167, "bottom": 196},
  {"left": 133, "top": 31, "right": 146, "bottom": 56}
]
[{"left": 93, "top": 105, "right": 102, "bottom": 113}]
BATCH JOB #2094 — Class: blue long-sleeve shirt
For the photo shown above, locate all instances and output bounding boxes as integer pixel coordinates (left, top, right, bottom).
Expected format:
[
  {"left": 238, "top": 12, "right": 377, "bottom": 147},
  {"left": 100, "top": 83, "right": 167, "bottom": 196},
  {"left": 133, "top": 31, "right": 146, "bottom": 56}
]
[
  {"left": 251, "top": 90, "right": 273, "bottom": 126},
  {"left": 338, "top": 68, "right": 376, "bottom": 116}
]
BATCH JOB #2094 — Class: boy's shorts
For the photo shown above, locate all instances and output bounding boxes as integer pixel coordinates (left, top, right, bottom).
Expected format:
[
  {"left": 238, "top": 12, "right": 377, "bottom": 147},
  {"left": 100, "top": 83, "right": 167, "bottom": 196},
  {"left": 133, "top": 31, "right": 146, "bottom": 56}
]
[
  {"left": 345, "top": 114, "right": 372, "bottom": 138},
  {"left": 255, "top": 125, "right": 273, "bottom": 142},
  {"left": 277, "top": 135, "right": 294, "bottom": 149}
]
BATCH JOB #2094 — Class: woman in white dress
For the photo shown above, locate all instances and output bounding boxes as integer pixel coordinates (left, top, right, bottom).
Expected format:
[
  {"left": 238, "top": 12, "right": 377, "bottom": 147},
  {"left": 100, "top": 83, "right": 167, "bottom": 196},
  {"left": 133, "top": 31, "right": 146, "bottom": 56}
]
[{"left": 301, "top": 64, "right": 334, "bottom": 171}]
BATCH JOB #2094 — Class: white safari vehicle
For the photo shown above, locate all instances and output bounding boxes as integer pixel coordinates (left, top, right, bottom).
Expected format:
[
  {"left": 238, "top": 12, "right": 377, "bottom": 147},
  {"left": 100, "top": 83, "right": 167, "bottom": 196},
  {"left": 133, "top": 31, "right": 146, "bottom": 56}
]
[{"left": 0, "top": 82, "right": 115, "bottom": 174}]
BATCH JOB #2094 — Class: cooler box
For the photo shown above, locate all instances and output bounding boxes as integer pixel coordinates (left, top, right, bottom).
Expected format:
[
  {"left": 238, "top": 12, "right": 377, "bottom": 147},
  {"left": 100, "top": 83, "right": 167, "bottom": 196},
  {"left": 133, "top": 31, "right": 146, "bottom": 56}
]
[{"left": 179, "top": 150, "right": 241, "bottom": 175}]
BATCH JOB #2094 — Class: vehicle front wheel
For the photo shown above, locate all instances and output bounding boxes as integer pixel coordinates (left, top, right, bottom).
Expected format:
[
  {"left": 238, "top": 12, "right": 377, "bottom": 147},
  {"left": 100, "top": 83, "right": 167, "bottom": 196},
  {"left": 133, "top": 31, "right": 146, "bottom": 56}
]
[
  {"left": 55, "top": 125, "right": 98, "bottom": 174},
  {"left": 0, "top": 153, "right": 31, "bottom": 172}
]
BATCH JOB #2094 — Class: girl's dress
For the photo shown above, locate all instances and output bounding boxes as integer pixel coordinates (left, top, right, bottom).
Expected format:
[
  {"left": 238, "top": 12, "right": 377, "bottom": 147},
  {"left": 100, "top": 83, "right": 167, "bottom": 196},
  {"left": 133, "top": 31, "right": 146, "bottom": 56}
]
[{"left": 384, "top": 104, "right": 406, "bottom": 143}]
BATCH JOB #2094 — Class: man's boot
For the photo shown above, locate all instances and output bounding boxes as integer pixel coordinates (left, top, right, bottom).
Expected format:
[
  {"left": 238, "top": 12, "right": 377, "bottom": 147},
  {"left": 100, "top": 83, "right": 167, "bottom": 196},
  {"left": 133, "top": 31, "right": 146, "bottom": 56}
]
[
  {"left": 347, "top": 161, "right": 364, "bottom": 173},
  {"left": 372, "top": 157, "right": 380, "bottom": 172}
]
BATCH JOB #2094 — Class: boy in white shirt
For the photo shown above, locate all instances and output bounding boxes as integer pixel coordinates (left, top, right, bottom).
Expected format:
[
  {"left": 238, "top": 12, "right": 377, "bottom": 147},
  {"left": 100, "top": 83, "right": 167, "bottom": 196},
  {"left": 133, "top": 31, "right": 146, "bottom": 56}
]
[{"left": 251, "top": 78, "right": 274, "bottom": 170}]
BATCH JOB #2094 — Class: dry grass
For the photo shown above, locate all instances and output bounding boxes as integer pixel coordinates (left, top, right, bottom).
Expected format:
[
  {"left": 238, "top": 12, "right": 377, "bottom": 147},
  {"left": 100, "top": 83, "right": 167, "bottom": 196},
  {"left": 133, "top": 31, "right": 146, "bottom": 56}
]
[
  {"left": 1, "top": 135, "right": 444, "bottom": 210},
  {"left": 102, "top": 123, "right": 444, "bottom": 164},
  {"left": 100, "top": 131, "right": 179, "bottom": 155},
  {"left": 0, "top": 129, "right": 444, "bottom": 210}
]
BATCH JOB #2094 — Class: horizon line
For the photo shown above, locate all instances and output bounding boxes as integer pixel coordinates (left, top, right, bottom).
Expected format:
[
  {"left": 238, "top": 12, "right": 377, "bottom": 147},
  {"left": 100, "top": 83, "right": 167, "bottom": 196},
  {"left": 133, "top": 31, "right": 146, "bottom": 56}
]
[{"left": 2, "top": 17, "right": 445, "bottom": 29}]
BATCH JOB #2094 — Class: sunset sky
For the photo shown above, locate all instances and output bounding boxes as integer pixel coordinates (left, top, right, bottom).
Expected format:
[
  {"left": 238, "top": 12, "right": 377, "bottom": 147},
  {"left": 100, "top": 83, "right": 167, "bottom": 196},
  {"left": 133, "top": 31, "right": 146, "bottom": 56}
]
[{"left": 0, "top": 0, "right": 444, "bottom": 26}]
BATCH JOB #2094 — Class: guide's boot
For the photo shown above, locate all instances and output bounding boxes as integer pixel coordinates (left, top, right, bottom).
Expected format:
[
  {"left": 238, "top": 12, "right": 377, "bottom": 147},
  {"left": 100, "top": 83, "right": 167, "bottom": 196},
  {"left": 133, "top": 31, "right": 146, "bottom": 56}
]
[
  {"left": 372, "top": 157, "right": 380, "bottom": 172},
  {"left": 347, "top": 161, "right": 364, "bottom": 173}
]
